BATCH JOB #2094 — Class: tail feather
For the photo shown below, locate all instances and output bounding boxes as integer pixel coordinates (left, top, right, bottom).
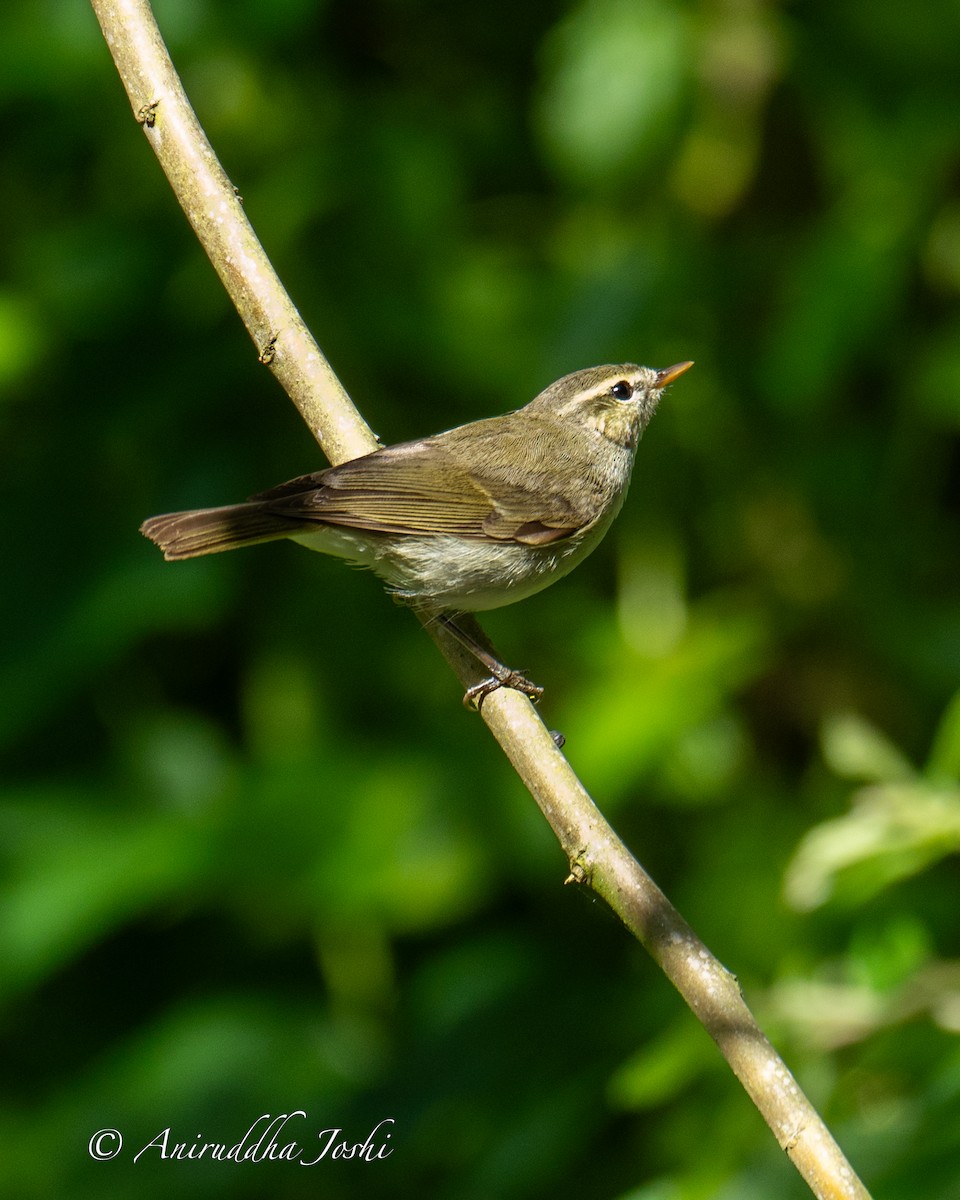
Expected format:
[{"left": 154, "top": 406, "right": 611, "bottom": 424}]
[{"left": 140, "top": 502, "right": 307, "bottom": 561}]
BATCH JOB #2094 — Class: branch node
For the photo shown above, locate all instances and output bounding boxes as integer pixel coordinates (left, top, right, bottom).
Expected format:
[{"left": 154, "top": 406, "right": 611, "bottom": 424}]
[
  {"left": 781, "top": 1121, "right": 806, "bottom": 1153},
  {"left": 137, "top": 99, "right": 159, "bottom": 127},
  {"left": 564, "top": 856, "right": 590, "bottom": 887}
]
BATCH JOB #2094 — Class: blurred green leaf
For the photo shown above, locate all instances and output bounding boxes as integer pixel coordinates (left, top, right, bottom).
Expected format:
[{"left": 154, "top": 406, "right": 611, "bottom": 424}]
[
  {"left": 821, "top": 711, "right": 915, "bottom": 784},
  {"left": 0, "top": 794, "right": 210, "bottom": 1000},
  {"left": 0, "top": 289, "right": 44, "bottom": 392},
  {"left": 784, "top": 783, "right": 960, "bottom": 911},
  {"left": 607, "top": 1018, "right": 715, "bottom": 1110},
  {"left": 563, "top": 599, "right": 768, "bottom": 800},
  {"left": 927, "top": 688, "right": 960, "bottom": 782},
  {"left": 536, "top": 0, "right": 692, "bottom": 187}
]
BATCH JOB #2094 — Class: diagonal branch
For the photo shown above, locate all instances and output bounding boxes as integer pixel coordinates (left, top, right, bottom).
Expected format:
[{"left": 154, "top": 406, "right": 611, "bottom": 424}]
[{"left": 89, "top": 2, "right": 873, "bottom": 1196}]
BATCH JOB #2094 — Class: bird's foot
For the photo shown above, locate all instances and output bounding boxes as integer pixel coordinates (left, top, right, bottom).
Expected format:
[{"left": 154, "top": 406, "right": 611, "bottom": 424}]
[{"left": 463, "top": 666, "right": 544, "bottom": 712}]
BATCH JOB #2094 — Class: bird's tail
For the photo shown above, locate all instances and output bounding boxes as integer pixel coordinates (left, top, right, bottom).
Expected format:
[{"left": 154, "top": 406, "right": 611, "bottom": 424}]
[{"left": 140, "top": 502, "right": 308, "bottom": 561}]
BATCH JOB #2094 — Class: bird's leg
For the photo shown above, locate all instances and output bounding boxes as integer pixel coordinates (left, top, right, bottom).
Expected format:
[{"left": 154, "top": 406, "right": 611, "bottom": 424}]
[{"left": 434, "top": 613, "right": 544, "bottom": 711}]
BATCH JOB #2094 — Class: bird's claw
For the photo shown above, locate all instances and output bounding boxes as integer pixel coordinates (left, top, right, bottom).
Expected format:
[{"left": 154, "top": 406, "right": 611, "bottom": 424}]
[{"left": 463, "top": 669, "right": 544, "bottom": 712}]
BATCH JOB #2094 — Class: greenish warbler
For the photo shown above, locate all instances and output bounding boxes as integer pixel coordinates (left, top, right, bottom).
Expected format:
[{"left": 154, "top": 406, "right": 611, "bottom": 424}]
[{"left": 141, "top": 360, "right": 692, "bottom": 706}]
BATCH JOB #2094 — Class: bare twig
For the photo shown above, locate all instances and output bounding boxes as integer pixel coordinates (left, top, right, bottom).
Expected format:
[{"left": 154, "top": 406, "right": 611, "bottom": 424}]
[{"left": 90, "top": 2, "right": 873, "bottom": 1196}]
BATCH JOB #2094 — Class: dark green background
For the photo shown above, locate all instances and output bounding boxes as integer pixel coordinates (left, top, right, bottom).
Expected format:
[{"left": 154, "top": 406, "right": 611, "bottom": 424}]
[{"left": 2, "top": 1, "right": 959, "bottom": 1196}]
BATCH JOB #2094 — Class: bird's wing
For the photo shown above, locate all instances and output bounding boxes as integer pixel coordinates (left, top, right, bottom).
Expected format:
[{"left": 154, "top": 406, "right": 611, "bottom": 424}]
[{"left": 254, "top": 420, "right": 595, "bottom": 545}]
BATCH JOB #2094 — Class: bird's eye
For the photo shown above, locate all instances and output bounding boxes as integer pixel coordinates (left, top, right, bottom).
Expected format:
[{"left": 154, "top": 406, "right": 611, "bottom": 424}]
[{"left": 610, "top": 380, "right": 634, "bottom": 401}]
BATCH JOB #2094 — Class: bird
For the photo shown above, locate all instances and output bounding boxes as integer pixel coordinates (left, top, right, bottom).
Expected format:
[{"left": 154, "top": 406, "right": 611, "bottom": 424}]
[{"left": 141, "top": 360, "right": 692, "bottom": 707}]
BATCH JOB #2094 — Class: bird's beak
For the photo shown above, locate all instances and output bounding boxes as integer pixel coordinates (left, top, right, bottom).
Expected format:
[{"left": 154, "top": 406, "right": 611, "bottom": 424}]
[{"left": 655, "top": 361, "right": 694, "bottom": 388}]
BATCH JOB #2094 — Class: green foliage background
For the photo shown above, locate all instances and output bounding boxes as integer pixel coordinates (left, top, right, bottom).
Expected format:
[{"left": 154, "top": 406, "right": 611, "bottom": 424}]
[{"left": 2, "top": 0, "right": 959, "bottom": 1196}]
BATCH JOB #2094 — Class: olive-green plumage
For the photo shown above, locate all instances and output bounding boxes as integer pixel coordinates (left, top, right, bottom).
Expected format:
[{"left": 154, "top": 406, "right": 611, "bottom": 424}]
[
  {"left": 141, "top": 362, "right": 691, "bottom": 615},
  {"left": 142, "top": 361, "right": 692, "bottom": 705}
]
